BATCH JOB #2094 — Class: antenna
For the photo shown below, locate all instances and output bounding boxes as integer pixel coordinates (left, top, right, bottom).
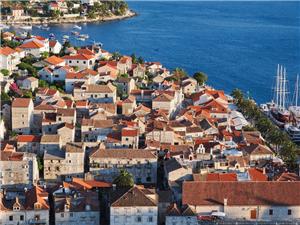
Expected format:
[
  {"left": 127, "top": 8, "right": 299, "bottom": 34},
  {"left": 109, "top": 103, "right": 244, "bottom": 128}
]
[{"left": 296, "top": 74, "right": 299, "bottom": 107}]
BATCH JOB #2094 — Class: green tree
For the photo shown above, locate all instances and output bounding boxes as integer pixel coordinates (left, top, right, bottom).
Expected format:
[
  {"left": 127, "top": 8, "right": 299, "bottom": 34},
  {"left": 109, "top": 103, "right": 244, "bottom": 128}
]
[
  {"left": 23, "top": 91, "right": 33, "bottom": 98},
  {"left": 193, "top": 71, "right": 208, "bottom": 86},
  {"left": 173, "top": 67, "right": 187, "bottom": 80},
  {"left": 1, "top": 92, "right": 10, "bottom": 101},
  {"left": 137, "top": 56, "right": 144, "bottom": 64},
  {"left": 113, "top": 169, "right": 134, "bottom": 187},
  {"left": 36, "top": 156, "right": 44, "bottom": 177},
  {"left": 41, "top": 51, "right": 49, "bottom": 60},
  {"left": 111, "top": 52, "right": 122, "bottom": 60},
  {"left": 0, "top": 69, "right": 10, "bottom": 76},
  {"left": 38, "top": 80, "right": 49, "bottom": 88}
]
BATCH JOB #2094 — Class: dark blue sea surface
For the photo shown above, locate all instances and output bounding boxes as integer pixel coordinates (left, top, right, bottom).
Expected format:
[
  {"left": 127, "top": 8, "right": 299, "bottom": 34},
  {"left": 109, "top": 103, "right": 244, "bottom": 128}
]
[{"left": 32, "top": 1, "right": 300, "bottom": 103}]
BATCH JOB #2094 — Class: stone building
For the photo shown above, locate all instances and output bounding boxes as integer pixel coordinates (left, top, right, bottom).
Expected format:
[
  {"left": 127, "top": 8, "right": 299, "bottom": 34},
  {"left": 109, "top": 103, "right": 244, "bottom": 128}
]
[
  {"left": 89, "top": 148, "right": 157, "bottom": 184},
  {"left": 11, "top": 98, "right": 34, "bottom": 134}
]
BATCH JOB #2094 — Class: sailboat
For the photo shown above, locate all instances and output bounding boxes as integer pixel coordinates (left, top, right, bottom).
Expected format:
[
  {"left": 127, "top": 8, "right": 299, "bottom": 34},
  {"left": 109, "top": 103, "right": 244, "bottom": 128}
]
[
  {"left": 268, "top": 65, "right": 290, "bottom": 127},
  {"left": 285, "top": 74, "right": 300, "bottom": 142}
]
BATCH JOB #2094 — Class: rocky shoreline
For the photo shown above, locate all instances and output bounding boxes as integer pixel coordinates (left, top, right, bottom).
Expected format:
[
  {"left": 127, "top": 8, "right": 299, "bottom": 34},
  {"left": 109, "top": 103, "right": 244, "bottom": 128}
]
[{"left": 3, "top": 10, "right": 137, "bottom": 25}]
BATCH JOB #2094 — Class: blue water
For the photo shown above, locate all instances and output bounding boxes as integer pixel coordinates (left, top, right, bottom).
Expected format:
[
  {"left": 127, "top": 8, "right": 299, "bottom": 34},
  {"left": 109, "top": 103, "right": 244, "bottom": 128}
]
[{"left": 31, "top": 1, "right": 300, "bottom": 103}]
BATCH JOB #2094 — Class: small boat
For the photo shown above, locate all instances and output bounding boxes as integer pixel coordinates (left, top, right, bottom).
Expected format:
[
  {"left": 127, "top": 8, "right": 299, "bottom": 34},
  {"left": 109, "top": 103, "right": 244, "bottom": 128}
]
[
  {"left": 0, "top": 24, "right": 10, "bottom": 30},
  {"left": 71, "top": 31, "right": 79, "bottom": 36},
  {"left": 76, "top": 37, "right": 85, "bottom": 41},
  {"left": 49, "top": 33, "right": 55, "bottom": 38},
  {"left": 36, "top": 25, "right": 42, "bottom": 29},
  {"left": 63, "top": 35, "right": 69, "bottom": 39},
  {"left": 19, "top": 31, "right": 28, "bottom": 38},
  {"left": 21, "top": 25, "right": 32, "bottom": 30},
  {"left": 41, "top": 24, "right": 50, "bottom": 30},
  {"left": 73, "top": 25, "right": 82, "bottom": 30},
  {"left": 79, "top": 34, "right": 89, "bottom": 39}
]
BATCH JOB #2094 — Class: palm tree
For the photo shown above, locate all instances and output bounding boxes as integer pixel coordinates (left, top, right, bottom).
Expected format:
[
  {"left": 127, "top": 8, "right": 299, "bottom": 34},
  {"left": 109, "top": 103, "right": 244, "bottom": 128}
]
[{"left": 113, "top": 169, "right": 134, "bottom": 187}]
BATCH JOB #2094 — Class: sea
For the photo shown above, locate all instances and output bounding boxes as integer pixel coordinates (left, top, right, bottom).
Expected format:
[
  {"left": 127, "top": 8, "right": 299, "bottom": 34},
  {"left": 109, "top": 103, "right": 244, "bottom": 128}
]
[{"left": 29, "top": 1, "right": 300, "bottom": 104}]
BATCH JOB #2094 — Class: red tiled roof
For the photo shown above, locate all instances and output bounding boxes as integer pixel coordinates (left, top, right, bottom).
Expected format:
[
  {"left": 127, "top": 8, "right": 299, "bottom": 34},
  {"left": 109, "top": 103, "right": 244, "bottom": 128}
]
[
  {"left": 63, "top": 54, "right": 94, "bottom": 60},
  {"left": 276, "top": 172, "right": 300, "bottom": 182},
  {"left": 17, "top": 135, "right": 41, "bottom": 143},
  {"left": 206, "top": 173, "right": 237, "bottom": 181},
  {"left": 80, "top": 68, "right": 98, "bottom": 76},
  {"left": 72, "top": 178, "right": 112, "bottom": 189},
  {"left": 19, "top": 39, "right": 44, "bottom": 49},
  {"left": 77, "top": 48, "right": 95, "bottom": 55},
  {"left": 183, "top": 181, "right": 300, "bottom": 206},
  {"left": 0, "top": 46, "right": 16, "bottom": 56},
  {"left": 49, "top": 40, "right": 58, "bottom": 48},
  {"left": 248, "top": 168, "right": 268, "bottom": 181},
  {"left": 121, "top": 128, "right": 138, "bottom": 137},
  {"left": 66, "top": 72, "right": 86, "bottom": 79},
  {"left": 45, "top": 55, "right": 64, "bottom": 65},
  {"left": 35, "top": 36, "right": 47, "bottom": 41},
  {"left": 12, "top": 98, "right": 31, "bottom": 107}
]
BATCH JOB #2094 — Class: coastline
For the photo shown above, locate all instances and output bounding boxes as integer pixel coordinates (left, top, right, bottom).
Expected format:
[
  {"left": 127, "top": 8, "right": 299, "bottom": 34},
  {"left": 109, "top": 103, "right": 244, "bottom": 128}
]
[{"left": 2, "top": 10, "right": 137, "bottom": 25}]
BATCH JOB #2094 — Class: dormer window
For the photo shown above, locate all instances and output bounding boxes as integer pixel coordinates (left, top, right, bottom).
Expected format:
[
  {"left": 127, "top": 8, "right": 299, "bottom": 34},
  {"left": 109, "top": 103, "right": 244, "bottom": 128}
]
[
  {"left": 34, "top": 202, "right": 41, "bottom": 210},
  {"left": 13, "top": 206, "right": 20, "bottom": 211},
  {"left": 64, "top": 204, "right": 70, "bottom": 212}
]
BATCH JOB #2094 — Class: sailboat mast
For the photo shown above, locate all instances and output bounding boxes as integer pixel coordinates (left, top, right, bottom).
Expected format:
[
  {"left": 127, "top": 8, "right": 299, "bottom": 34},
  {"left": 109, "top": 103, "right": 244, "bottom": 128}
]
[
  {"left": 276, "top": 64, "right": 280, "bottom": 106},
  {"left": 279, "top": 66, "right": 283, "bottom": 110},
  {"left": 296, "top": 74, "right": 299, "bottom": 107},
  {"left": 283, "top": 67, "right": 286, "bottom": 110}
]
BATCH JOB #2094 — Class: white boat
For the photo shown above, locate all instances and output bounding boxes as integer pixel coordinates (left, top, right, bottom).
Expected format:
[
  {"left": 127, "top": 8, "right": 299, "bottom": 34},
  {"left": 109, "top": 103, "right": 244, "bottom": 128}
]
[
  {"left": 79, "top": 34, "right": 89, "bottom": 39},
  {"left": 0, "top": 24, "right": 10, "bottom": 30},
  {"left": 73, "top": 25, "right": 82, "bottom": 30},
  {"left": 63, "top": 35, "right": 69, "bottom": 39},
  {"left": 22, "top": 25, "right": 32, "bottom": 30},
  {"left": 76, "top": 37, "right": 85, "bottom": 41},
  {"left": 19, "top": 31, "right": 28, "bottom": 38},
  {"left": 284, "top": 124, "right": 300, "bottom": 143},
  {"left": 71, "top": 31, "right": 79, "bottom": 36}
]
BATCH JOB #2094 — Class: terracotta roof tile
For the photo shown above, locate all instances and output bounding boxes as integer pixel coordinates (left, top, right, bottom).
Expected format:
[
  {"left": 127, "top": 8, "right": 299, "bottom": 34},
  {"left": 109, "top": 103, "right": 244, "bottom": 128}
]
[
  {"left": 12, "top": 98, "right": 32, "bottom": 108},
  {"left": 183, "top": 181, "right": 300, "bottom": 206},
  {"left": 0, "top": 46, "right": 16, "bottom": 56},
  {"left": 20, "top": 39, "right": 44, "bottom": 49},
  {"left": 45, "top": 55, "right": 65, "bottom": 65},
  {"left": 17, "top": 135, "right": 41, "bottom": 143}
]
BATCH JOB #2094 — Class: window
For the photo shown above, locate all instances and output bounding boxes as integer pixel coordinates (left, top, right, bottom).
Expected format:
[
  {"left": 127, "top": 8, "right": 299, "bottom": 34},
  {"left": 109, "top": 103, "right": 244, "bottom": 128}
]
[
  {"left": 83, "top": 61, "right": 86, "bottom": 64},
  {"left": 35, "top": 215, "right": 40, "bottom": 221},
  {"left": 288, "top": 209, "right": 292, "bottom": 215},
  {"left": 77, "top": 61, "right": 79, "bottom": 63},
  {"left": 136, "top": 216, "right": 142, "bottom": 222},
  {"left": 105, "top": 94, "right": 108, "bottom": 98},
  {"left": 9, "top": 215, "right": 13, "bottom": 221},
  {"left": 58, "top": 117, "right": 62, "bottom": 121},
  {"left": 70, "top": 212, "right": 73, "bottom": 217},
  {"left": 269, "top": 209, "right": 273, "bottom": 215},
  {"left": 69, "top": 60, "right": 72, "bottom": 63},
  {"left": 146, "top": 177, "right": 151, "bottom": 182},
  {"left": 148, "top": 216, "right": 153, "bottom": 222},
  {"left": 125, "top": 138, "right": 129, "bottom": 141},
  {"left": 61, "top": 213, "right": 64, "bottom": 218}
]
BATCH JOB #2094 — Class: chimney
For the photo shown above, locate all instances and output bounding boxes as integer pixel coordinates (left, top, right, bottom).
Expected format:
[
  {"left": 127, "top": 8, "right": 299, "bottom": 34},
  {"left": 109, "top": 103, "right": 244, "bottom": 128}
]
[
  {"left": 224, "top": 198, "right": 228, "bottom": 206},
  {"left": 141, "top": 90, "right": 144, "bottom": 99},
  {"left": 112, "top": 184, "right": 116, "bottom": 191},
  {"left": 263, "top": 167, "right": 266, "bottom": 174}
]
